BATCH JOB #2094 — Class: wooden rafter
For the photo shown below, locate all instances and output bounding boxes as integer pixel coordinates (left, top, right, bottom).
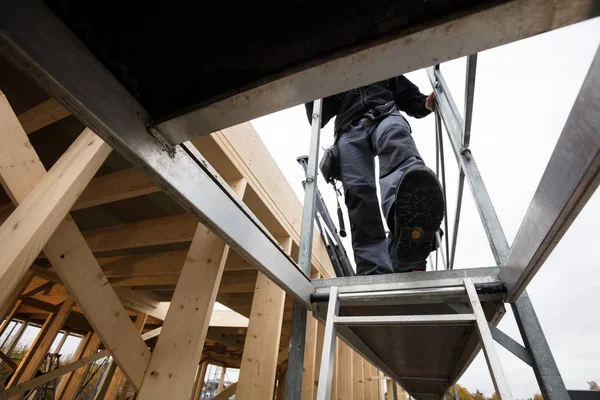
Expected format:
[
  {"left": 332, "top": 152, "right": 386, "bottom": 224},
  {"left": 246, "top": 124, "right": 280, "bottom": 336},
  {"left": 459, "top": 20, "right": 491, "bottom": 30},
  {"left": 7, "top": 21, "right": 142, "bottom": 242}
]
[{"left": 0, "top": 93, "right": 151, "bottom": 390}]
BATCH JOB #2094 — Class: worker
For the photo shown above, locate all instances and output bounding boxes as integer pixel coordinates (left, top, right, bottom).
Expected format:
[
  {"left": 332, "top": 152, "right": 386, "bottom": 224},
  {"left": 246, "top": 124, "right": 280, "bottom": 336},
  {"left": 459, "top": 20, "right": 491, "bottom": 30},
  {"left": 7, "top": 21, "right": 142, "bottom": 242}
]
[{"left": 306, "top": 75, "right": 444, "bottom": 275}]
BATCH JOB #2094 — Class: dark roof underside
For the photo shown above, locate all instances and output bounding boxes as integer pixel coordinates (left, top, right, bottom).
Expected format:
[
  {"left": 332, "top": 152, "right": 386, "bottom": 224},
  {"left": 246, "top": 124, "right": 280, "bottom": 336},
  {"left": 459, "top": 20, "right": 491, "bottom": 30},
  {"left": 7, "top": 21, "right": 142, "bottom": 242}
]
[{"left": 45, "top": 0, "right": 503, "bottom": 119}]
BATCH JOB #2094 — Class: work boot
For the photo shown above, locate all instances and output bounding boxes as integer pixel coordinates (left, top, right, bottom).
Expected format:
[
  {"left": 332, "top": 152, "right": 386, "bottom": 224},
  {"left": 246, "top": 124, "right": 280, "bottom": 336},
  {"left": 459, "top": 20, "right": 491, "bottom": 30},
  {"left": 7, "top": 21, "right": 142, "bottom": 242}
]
[{"left": 393, "top": 165, "right": 444, "bottom": 263}]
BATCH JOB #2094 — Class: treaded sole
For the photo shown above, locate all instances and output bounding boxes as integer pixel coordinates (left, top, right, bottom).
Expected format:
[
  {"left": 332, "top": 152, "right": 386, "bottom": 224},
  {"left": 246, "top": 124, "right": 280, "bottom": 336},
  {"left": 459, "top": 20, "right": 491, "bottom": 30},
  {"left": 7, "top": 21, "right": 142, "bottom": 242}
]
[{"left": 395, "top": 166, "right": 445, "bottom": 263}]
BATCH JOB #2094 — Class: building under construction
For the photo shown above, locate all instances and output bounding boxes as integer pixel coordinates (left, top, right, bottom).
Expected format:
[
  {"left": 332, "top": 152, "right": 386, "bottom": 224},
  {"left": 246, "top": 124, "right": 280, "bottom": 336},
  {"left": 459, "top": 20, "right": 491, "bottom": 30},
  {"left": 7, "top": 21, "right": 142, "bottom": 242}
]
[{"left": 0, "top": 1, "right": 599, "bottom": 400}]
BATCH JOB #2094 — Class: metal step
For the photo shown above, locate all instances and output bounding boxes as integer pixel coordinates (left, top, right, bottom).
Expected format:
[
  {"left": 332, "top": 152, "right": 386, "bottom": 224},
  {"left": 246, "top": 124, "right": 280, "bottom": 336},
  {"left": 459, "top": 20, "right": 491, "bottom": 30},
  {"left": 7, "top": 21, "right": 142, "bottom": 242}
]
[{"left": 312, "top": 268, "right": 506, "bottom": 400}]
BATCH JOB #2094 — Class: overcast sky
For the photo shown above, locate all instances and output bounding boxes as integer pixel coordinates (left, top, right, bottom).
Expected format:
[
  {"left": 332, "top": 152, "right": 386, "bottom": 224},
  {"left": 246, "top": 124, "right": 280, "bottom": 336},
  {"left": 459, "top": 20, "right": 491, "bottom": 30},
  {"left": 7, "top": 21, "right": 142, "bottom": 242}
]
[{"left": 251, "top": 18, "right": 600, "bottom": 398}]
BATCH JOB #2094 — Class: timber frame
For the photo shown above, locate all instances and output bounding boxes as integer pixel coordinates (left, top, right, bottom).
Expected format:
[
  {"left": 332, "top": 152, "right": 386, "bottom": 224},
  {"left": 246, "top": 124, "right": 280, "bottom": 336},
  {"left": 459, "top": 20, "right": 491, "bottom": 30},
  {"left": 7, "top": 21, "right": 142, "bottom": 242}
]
[{"left": 0, "top": 1, "right": 598, "bottom": 399}]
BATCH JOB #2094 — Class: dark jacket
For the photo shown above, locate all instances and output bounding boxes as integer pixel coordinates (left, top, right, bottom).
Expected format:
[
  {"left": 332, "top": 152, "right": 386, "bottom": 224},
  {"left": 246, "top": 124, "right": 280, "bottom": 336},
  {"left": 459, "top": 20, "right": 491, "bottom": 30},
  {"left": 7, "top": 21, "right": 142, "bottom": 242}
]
[{"left": 305, "top": 75, "right": 431, "bottom": 135}]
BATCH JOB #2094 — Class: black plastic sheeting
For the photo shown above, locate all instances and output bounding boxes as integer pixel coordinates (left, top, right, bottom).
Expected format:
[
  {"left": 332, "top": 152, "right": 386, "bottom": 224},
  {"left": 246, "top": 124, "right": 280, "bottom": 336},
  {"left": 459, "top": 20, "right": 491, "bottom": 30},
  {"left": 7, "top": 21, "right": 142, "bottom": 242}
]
[{"left": 45, "top": 0, "right": 501, "bottom": 119}]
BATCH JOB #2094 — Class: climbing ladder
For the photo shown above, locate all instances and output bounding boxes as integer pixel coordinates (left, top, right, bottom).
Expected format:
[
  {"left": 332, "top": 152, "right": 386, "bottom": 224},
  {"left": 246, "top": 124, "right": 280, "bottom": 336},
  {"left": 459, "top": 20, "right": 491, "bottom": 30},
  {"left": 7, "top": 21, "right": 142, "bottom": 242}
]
[
  {"left": 288, "top": 46, "right": 600, "bottom": 400},
  {"left": 0, "top": 3, "right": 597, "bottom": 399}
]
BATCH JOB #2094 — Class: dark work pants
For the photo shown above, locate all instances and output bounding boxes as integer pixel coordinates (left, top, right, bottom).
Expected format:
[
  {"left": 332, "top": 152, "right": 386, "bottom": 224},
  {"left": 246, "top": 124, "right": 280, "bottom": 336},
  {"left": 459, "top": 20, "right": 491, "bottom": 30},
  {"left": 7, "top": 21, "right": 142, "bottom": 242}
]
[{"left": 337, "top": 107, "right": 427, "bottom": 275}]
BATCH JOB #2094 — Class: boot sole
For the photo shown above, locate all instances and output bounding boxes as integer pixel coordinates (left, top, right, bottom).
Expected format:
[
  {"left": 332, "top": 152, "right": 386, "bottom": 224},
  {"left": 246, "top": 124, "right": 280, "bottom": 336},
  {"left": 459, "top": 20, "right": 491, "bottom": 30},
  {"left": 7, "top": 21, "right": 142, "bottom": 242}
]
[{"left": 395, "top": 166, "right": 445, "bottom": 263}]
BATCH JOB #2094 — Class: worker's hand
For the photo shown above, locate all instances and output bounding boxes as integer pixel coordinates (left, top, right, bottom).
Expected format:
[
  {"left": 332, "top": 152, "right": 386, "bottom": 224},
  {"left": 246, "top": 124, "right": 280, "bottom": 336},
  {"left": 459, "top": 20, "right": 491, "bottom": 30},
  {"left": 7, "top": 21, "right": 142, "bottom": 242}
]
[{"left": 425, "top": 92, "right": 436, "bottom": 111}]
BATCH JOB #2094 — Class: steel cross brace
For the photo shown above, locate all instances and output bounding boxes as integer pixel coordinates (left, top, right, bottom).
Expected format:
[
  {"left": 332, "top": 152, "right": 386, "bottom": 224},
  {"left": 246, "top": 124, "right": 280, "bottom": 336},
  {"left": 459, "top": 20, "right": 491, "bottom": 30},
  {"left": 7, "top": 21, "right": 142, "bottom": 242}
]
[{"left": 427, "top": 63, "right": 571, "bottom": 399}]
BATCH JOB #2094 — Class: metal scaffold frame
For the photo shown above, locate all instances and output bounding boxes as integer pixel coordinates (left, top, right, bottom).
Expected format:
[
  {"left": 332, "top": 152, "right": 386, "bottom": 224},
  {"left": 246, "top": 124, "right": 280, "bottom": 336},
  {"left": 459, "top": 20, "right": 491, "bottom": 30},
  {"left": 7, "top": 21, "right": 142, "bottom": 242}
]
[{"left": 0, "top": 1, "right": 598, "bottom": 399}]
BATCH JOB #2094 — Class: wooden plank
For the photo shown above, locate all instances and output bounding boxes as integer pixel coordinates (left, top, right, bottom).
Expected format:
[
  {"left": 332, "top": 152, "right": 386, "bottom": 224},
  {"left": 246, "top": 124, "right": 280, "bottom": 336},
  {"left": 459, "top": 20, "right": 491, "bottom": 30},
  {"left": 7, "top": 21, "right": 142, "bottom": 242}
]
[
  {"left": 337, "top": 342, "right": 353, "bottom": 400},
  {"left": 73, "top": 167, "right": 158, "bottom": 210},
  {"left": 363, "top": 362, "right": 372, "bottom": 400},
  {"left": 17, "top": 98, "right": 70, "bottom": 135},
  {"left": 137, "top": 179, "right": 246, "bottom": 400},
  {"left": 353, "top": 351, "right": 365, "bottom": 400},
  {"left": 0, "top": 124, "right": 110, "bottom": 309},
  {"left": 7, "top": 297, "right": 74, "bottom": 392},
  {"left": 0, "top": 93, "right": 151, "bottom": 390},
  {"left": 302, "top": 272, "right": 320, "bottom": 400},
  {"left": 104, "top": 313, "right": 148, "bottom": 400},
  {"left": 236, "top": 238, "right": 289, "bottom": 400},
  {"left": 213, "top": 382, "right": 237, "bottom": 400},
  {"left": 57, "top": 333, "right": 102, "bottom": 400}
]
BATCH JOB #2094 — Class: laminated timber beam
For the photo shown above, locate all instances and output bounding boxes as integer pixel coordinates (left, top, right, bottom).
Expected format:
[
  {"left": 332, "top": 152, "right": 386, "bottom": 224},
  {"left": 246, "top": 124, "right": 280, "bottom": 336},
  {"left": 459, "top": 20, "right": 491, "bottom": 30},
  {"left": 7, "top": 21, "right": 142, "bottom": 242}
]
[
  {"left": 6, "top": 297, "right": 74, "bottom": 393},
  {"left": 236, "top": 238, "right": 291, "bottom": 400},
  {"left": 0, "top": 93, "right": 151, "bottom": 390},
  {"left": 17, "top": 98, "right": 70, "bottom": 135},
  {"left": 0, "top": 1, "right": 314, "bottom": 307},
  {"left": 137, "top": 179, "right": 246, "bottom": 400}
]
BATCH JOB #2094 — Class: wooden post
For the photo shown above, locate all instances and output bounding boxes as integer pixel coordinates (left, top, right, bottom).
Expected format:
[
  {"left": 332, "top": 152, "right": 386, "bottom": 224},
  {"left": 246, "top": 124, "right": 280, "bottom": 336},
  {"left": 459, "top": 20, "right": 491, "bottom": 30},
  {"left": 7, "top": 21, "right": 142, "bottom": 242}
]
[
  {"left": 386, "top": 379, "right": 393, "bottom": 400},
  {"left": 370, "top": 365, "right": 378, "bottom": 400},
  {"left": 353, "top": 351, "right": 365, "bottom": 400},
  {"left": 0, "top": 271, "right": 33, "bottom": 331},
  {"left": 57, "top": 333, "right": 102, "bottom": 400},
  {"left": 7, "top": 297, "right": 74, "bottom": 393},
  {"left": 216, "top": 366, "right": 226, "bottom": 393},
  {"left": 0, "top": 92, "right": 151, "bottom": 389},
  {"left": 276, "top": 363, "right": 288, "bottom": 400},
  {"left": 105, "top": 313, "right": 148, "bottom": 400},
  {"left": 378, "top": 371, "right": 386, "bottom": 400},
  {"left": 337, "top": 341, "right": 353, "bottom": 400},
  {"left": 363, "top": 361, "right": 372, "bottom": 400},
  {"left": 191, "top": 360, "right": 208, "bottom": 400},
  {"left": 235, "top": 237, "right": 290, "bottom": 400},
  {"left": 137, "top": 179, "right": 246, "bottom": 400}
]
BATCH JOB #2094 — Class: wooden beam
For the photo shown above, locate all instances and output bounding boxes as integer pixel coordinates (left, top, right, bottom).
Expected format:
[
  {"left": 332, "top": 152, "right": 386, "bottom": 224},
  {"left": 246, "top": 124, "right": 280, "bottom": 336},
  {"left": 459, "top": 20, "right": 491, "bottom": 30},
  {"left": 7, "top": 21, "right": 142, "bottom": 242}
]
[
  {"left": 0, "top": 349, "right": 110, "bottom": 400},
  {"left": 137, "top": 179, "right": 246, "bottom": 400},
  {"left": 7, "top": 297, "right": 74, "bottom": 394},
  {"left": 196, "top": 127, "right": 335, "bottom": 277},
  {"left": 57, "top": 333, "right": 102, "bottom": 400},
  {"left": 0, "top": 350, "right": 17, "bottom": 370},
  {"left": 353, "top": 350, "right": 365, "bottom": 400},
  {"left": 213, "top": 382, "right": 237, "bottom": 400},
  {"left": 0, "top": 123, "right": 109, "bottom": 308},
  {"left": 17, "top": 98, "right": 70, "bottom": 135},
  {"left": 104, "top": 313, "right": 148, "bottom": 400},
  {"left": 0, "top": 93, "right": 151, "bottom": 390},
  {"left": 6, "top": 311, "right": 55, "bottom": 389},
  {"left": 369, "top": 365, "right": 378, "bottom": 400},
  {"left": 236, "top": 238, "right": 289, "bottom": 400},
  {"left": 0, "top": 271, "right": 33, "bottom": 331},
  {"left": 82, "top": 213, "right": 197, "bottom": 253},
  {"left": 73, "top": 167, "right": 158, "bottom": 210},
  {"left": 337, "top": 342, "right": 353, "bottom": 400}
]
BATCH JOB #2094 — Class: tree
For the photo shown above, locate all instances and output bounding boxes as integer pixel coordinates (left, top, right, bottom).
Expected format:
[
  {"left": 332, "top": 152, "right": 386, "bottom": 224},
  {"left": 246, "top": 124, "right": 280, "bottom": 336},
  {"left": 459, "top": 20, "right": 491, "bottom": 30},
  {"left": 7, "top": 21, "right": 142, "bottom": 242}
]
[
  {"left": 472, "top": 389, "right": 485, "bottom": 400},
  {"left": 533, "top": 394, "right": 543, "bottom": 400},
  {"left": 589, "top": 381, "right": 600, "bottom": 391}
]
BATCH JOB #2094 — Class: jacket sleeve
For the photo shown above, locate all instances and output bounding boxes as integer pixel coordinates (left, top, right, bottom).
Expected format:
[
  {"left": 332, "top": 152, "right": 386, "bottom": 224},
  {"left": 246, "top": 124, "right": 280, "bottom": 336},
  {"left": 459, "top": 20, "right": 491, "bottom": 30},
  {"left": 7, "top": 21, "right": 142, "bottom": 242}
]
[
  {"left": 391, "top": 75, "right": 432, "bottom": 119},
  {"left": 305, "top": 93, "right": 343, "bottom": 128}
]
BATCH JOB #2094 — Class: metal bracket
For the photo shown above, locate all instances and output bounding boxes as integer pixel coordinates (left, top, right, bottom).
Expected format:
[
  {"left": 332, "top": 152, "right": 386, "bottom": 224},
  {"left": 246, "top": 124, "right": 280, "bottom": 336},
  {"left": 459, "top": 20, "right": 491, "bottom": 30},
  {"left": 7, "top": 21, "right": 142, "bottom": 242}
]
[{"left": 488, "top": 323, "right": 533, "bottom": 367}]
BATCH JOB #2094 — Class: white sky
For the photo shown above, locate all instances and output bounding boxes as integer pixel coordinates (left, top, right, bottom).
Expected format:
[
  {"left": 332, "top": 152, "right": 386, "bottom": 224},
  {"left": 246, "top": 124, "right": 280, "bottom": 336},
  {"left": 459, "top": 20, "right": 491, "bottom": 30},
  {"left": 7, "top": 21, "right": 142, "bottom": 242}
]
[{"left": 251, "top": 18, "right": 600, "bottom": 398}]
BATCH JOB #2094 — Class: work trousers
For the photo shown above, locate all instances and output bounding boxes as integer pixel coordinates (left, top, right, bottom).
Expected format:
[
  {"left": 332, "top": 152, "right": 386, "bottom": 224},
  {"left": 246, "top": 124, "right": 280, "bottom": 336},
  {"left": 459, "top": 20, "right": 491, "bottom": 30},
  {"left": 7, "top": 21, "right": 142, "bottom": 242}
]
[{"left": 337, "top": 107, "right": 427, "bottom": 275}]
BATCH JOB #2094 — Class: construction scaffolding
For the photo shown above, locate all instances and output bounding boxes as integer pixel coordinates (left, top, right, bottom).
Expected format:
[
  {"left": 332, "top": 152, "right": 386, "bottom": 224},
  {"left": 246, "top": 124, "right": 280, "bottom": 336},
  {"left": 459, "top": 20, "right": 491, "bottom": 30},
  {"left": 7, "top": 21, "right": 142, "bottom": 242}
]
[{"left": 0, "top": 1, "right": 598, "bottom": 399}]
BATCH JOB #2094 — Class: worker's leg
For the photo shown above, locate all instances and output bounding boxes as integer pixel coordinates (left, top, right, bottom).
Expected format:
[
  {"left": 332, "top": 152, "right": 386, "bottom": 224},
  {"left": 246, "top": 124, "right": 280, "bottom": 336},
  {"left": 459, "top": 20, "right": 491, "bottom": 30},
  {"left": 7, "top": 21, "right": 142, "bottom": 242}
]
[
  {"left": 373, "top": 109, "right": 433, "bottom": 270},
  {"left": 337, "top": 120, "right": 393, "bottom": 275}
]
